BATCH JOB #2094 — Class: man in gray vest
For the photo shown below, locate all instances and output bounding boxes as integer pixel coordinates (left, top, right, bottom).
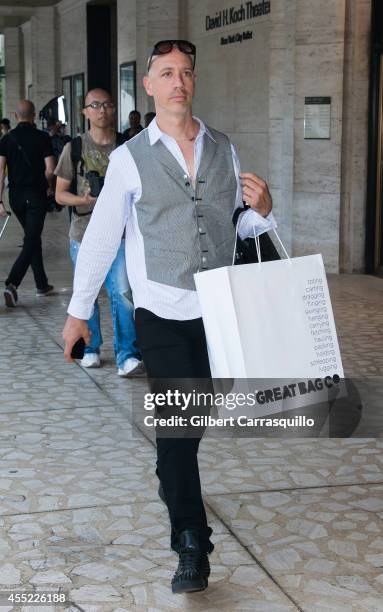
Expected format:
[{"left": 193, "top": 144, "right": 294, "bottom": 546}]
[{"left": 63, "top": 40, "right": 275, "bottom": 594}]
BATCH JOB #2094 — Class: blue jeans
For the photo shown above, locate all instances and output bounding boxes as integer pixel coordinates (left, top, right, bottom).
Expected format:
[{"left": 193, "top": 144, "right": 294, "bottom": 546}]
[{"left": 69, "top": 239, "right": 139, "bottom": 367}]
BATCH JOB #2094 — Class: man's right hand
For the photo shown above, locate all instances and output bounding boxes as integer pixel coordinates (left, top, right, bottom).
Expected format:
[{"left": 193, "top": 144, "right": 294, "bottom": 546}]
[
  {"left": 0, "top": 202, "right": 7, "bottom": 218},
  {"left": 82, "top": 190, "right": 97, "bottom": 206},
  {"left": 56, "top": 178, "right": 97, "bottom": 208},
  {"left": 62, "top": 315, "right": 91, "bottom": 363}
]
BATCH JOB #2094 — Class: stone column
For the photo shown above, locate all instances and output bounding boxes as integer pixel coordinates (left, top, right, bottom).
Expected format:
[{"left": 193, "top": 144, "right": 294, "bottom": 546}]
[
  {"left": 136, "top": 0, "right": 180, "bottom": 114},
  {"left": 339, "top": 0, "right": 371, "bottom": 272},
  {"left": 292, "top": 0, "right": 347, "bottom": 272},
  {"left": 4, "top": 26, "right": 23, "bottom": 120},
  {"left": 268, "top": 0, "right": 296, "bottom": 252},
  {"left": 30, "top": 6, "right": 57, "bottom": 119},
  {"left": 21, "top": 21, "right": 32, "bottom": 99},
  {"left": 117, "top": 0, "right": 137, "bottom": 130},
  {"left": 57, "top": 0, "right": 87, "bottom": 83}
]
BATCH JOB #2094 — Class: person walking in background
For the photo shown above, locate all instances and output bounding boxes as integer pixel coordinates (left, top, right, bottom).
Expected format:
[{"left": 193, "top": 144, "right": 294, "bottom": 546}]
[
  {"left": 0, "top": 119, "right": 11, "bottom": 189},
  {"left": 47, "top": 118, "right": 71, "bottom": 213},
  {"left": 47, "top": 118, "right": 71, "bottom": 162},
  {"left": 55, "top": 88, "right": 142, "bottom": 377},
  {"left": 0, "top": 118, "right": 11, "bottom": 137},
  {"left": 144, "top": 111, "right": 156, "bottom": 127},
  {"left": 122, "top": 110, "right": 143, "bottom": 140},
  {"left": 0, "top": 100, "right": 55, "bottom": 307}
]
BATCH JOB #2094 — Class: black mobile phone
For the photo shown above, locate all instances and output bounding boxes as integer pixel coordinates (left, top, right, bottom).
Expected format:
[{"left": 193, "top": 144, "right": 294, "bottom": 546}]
[{"left": 71, "top": 337, "right": 86, "bottom": 360}]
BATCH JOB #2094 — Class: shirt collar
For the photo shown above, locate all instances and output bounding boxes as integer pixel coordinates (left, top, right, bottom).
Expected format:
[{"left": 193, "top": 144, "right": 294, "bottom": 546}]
[{"left": 147, "top": 116, "right": 216, "bottom": 145}]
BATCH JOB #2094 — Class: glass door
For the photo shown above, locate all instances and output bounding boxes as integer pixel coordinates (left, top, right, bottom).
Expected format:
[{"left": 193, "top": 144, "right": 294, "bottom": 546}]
[
  {"left": 119, "top": 62, "right": 136, "bottom": 133},
  {"left": 61, "top": 73, "right": 84, "bottom": 138}
]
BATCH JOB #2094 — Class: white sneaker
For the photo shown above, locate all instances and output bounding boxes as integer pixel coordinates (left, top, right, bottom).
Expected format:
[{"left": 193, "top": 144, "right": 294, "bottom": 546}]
[
  {"left": 80, "top": 353, "right": 101, "bottom": 368},
  {"left": 118, "top": 357, "right": 145, "bottom": 377}
]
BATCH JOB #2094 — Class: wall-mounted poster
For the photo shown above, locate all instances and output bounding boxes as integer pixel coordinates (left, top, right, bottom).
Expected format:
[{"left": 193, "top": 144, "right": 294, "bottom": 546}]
[
  {"left": 73, "top": 73, "right": 85, "bottom": 136},
  {"left": 62, "top": 76, "right": 72, "bottom": 137},
  {"left": 120, "top": 62, "right": 136, "bottom": 132},
  {"left": 304, "top": 97, "right": 331, "bottom": 139}
]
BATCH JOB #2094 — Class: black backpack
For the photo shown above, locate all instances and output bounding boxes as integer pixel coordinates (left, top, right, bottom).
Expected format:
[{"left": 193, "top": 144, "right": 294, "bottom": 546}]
[{"left": 69, "top": 132, "right": 126, "bottom": 217}]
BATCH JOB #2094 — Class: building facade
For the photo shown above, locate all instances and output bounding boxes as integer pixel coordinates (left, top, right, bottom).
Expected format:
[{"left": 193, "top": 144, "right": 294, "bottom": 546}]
[{"left": 0, "top": 0, "right": 375, "bottom": 274}]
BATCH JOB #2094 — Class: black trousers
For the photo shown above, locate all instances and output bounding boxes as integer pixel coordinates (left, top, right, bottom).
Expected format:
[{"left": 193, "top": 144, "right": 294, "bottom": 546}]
[
  {"left": 135, "top": 307, "right": 214, "bottom": 554},
  {"left": 6, "top": 191, "right": 48, "bottom": 290}
]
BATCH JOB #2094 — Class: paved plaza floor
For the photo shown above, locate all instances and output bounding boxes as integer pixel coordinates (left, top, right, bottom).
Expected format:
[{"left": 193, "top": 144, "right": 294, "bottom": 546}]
[{"left": 0, "top": 209, "right": 383, "bottom": 611}]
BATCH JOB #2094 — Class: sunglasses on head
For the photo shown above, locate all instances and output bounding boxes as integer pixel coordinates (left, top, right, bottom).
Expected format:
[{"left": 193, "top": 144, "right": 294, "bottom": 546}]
[{"left": 147, "top": 40, "right": 196, "bottom": 71}]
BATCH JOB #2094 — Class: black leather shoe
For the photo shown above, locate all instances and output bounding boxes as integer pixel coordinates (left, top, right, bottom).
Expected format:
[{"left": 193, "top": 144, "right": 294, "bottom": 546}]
[
  {"left": 4, "top": 283, "right": 18, "bottom": 308},
  {"left": 158, "top": 482, "right": 166, "bottom": 504},
  {"left": 171, "top": 529, "right": 210, "bottom": 594}
]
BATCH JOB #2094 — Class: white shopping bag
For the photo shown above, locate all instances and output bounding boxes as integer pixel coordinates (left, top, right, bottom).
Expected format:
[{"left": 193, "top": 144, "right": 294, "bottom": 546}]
[
  {"left": 194, "top": 232, "right": 346, "bottom": 420},
  {"left": 194, "top": 250, "right": 343, "bottom": 379}
]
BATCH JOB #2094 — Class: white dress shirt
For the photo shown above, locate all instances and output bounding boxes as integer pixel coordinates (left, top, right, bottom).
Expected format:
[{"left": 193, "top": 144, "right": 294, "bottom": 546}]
[{"left": 68, "top": 117, "right": 277, "bottom": 321}]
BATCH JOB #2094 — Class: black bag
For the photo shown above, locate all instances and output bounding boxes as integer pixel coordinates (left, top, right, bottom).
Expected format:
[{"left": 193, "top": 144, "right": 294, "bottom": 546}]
[
  {"left": 233, "top": 206, "right": 280, "bottom": 264},
  {"left": 46, "top": 193, "right": 59, "bottom": 213}
]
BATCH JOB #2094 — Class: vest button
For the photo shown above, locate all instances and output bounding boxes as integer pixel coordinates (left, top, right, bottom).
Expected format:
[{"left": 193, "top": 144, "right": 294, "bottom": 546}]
[
  {"left": 202, "top": 256, "right": 207, "bottom": 263},
  {"left": 185, "top": 181, "right": 190, "bottom": 187}
]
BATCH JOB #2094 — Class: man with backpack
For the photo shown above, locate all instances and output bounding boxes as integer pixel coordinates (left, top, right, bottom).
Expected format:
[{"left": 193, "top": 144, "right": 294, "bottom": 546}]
[{"left": 55, "top": 88, "right": 142, "bottom": 376}]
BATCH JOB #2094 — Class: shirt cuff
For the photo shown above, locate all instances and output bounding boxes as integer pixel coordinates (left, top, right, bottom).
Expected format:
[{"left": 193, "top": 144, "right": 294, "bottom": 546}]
[
  {"left": 67, "top": 296, "right": 94, "bottom": 321},
  {"left": 237, "top": 209, "right": 277, "bottom": 239}
]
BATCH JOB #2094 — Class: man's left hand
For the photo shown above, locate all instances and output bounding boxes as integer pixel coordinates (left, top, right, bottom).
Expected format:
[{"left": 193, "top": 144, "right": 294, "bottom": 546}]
[{"left": 240, "top": 172, "right": 272, "bottom": 217}]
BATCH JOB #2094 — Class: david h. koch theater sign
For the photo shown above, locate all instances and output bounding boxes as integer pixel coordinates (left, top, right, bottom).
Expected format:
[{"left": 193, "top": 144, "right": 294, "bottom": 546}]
[{"left": 205, "top": 0, "right": 271, "bottom": 31}]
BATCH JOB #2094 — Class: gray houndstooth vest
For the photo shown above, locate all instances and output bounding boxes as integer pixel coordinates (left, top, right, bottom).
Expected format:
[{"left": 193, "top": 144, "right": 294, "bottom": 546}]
[{"left": 126, "top": 127, "right": 237, "bottom": 291}]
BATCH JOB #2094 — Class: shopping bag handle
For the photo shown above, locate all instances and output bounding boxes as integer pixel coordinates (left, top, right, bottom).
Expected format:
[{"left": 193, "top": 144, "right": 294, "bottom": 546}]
[
  {"left": 253, "top": 228, "right": 291, "bottom": 265},
  {"left": 0, "top": 211, "right": 11, "bottom": 240},
  {"left": 269, "top": 228, "right": 290, "bottom": 261},
  {"left": 232, "top": 214, "right": 291, "bottom": 266}
]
